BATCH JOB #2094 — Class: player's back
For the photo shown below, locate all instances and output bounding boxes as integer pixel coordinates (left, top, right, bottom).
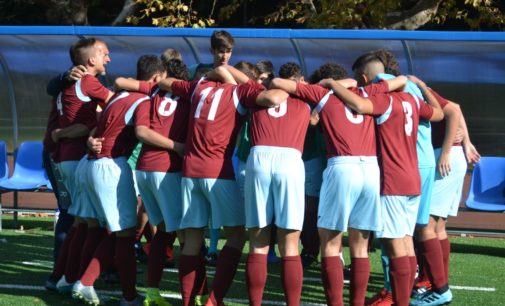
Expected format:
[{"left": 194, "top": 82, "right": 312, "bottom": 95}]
[
  {"left": 184, "top": 80, "right": 247, "bottom": 179},
  {"left": 249, "top": 96, "right": 310, "bottom": 153},
  {"left": 90, "top": 91, "right": 149, "bottom": 159},
  {"left": 296, "top": 83, "right": 377, "bottom": 158},
  {"left": 373, "top": 91, "right": 422, "bottom": 195},
  {"left": 137, "top": 86, "right": 190, "bottom": 173}
]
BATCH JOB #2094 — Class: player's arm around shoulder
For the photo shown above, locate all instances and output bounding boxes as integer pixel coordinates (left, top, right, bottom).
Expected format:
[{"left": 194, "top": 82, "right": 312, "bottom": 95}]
[
  {"left": 321, "top": 79, "right": 374, "bottom": 115},
  {"left": 270, "top": 78, "right": 297, "bottom": 95},
  {"left": 255, "top": 89, "right": 289, "bottom": 107},
  {"left": 408, "top": 75, "right": 443, "bottom": 122}
]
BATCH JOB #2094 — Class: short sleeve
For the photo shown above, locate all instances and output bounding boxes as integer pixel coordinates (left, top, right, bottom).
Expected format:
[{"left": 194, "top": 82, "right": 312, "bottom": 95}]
[
  {"left": 429, "top": 89, "right": 449, "bottom": 109},
  {"left": 138, "top": 81, "right": 156, "bottom": 95},
  {"left": 362, "top": 80, "right": 389, "bottom": 96},
  {"left": 419, "top": 100, "right": 434, "bottom": 121},
  {"left": 235, "top": 81, "right": 264, "bottom": 109},
  {"left": 295, "top": 83, "right": 329, "bottom": 106},
  {"left": 135, "top": 99, "right": 150, "bottom": 127},
  {"left": 83, "top": 76, "right": 110, "bottom": 102},
  {"left": 171, "top": 80, "right": 197, "bottom": 100},
  {"left": 369, "top": 93, "right": 393, "bottom": 116}
]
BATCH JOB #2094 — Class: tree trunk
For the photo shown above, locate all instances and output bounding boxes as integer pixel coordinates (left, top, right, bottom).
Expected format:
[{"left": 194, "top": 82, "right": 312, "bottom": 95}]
[{"left": 385, "top": 0, "right": 443, "bottom": 30}]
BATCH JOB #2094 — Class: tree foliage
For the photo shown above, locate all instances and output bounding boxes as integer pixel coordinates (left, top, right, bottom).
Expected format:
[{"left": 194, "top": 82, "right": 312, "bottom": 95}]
[
  {"left": 126, "top": 0, "right": 215, "bottom": 28},
  {"left": 0, "top": 0, "right": 504, "bottom": 30}
]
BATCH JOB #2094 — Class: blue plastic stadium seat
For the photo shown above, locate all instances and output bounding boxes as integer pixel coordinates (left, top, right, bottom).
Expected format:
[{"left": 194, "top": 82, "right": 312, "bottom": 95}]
[
  {"left": 465, "top": 156, "right": 505, "bottom": 212},
  {"left": 0, "top": 140, "right": 8, "bottom": 182},
  {"left": 0, "top": 141, "right": 50, "bottom": 190}
]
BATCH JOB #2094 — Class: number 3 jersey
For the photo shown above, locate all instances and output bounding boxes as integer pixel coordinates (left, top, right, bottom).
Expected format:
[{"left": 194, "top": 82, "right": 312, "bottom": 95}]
[
  {"left": 249, "top": 97, "right": 310, "bottom": 153},
  {"left": 369, "top": 92, "right": 434, "bottom": 196},
  {"left": 171, "top": 78, "right": 265, "bottom": 179}
]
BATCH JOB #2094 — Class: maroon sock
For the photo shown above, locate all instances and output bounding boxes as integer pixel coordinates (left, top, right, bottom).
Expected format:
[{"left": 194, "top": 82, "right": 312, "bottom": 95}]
[
  {"left": 115, "top": 236, "right": 137, "bottom": 301},
  {"left": 350, "top": 257, "right": 370, "bottom": 306},
  {"left": 179, "top": 254, "right": 200, "bottom": 306},
  {"left": 246, "top": 253, "right": 267, "bottom": 306},
  {"left": 421, "top": 238, "right": 447, "bottom": 290},
  {"left": 389, "top": 256, "right": 411, "bottom": 306},
  {"left": 207, "top": 246, "right": 242, "bottom": 305},
  {"left": 78, "top": 227, "right": 106, "bottom": 278},
  {"left": 50, "top": 226, "right": 76, "bottom": 280},
  {"left": 408, "top": 256, "right": 417, "bottom": 291},
  {"left": 321, "top": 256, "right": 344, "bottom": 306},
  {"left": 64, "top": 223, "right": 88, "bottom": 283},
  {"left": 167, "top": 231, "right": 177, "bottom": 247},
  {"left": 281, "top": 256, "right": 303, "bottom": 306},
  {"left": 81, "top": 233, "right": 116, "bottom": 286},
  {"left": 194, "top": 254, "right": 208, "bottom": 296},
  {"left": 147, "top": 231, "right": 169, "bottom": 288},
  {"left": 439, "top": 238, "right": 450, "bottom": 283}
]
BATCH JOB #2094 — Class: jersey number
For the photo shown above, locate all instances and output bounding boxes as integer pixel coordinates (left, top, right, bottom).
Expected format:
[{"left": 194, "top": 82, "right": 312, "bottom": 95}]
[
  {"left": 267, "top": 101, "right": 287, "bottom": 118},
  {"left": 194, "top": 87, "right": 224, "bottom": 121},
  {"left": 402, "top": 101, "right": 413, "bottom": 136},
  {"left": 344, "top": 106, "right": 363, "bottom": 124},
  {"left": 158, "top": 94, "right": 178, "bottom": 117}
]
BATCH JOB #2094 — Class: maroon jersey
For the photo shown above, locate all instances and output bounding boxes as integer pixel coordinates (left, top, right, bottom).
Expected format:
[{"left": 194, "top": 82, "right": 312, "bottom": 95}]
[
  {"left": 88, "top": 91, "right": 149, "bottom": 159},
  {"left": 295, "top": 81, "right": 389, "bottom": 158},
  {"left": 136, "top": 85, "right": 190, "bottom": 172},
  {"left": 43, "top": 98, "right": 59, "bottom": 158},
  {"left": 370, "top": 92, "right": 434, "bottom": 195},
  {"left": 57, "top": 75, "right": 110, "bottom": 162},
  {"left": 429, "top": 90, "right": 455, "bottom": 149},
  {"left": 171, "top": 78, "right": 264, "bottom": 179},
  {"left": 249, "top": 97, "right": 310, "bottom": 152}
]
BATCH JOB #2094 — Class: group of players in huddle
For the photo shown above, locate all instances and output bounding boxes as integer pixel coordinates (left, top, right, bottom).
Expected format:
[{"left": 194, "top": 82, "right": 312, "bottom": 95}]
[{"left": 42, "top": 30, "right": 480, "bottom": 306}]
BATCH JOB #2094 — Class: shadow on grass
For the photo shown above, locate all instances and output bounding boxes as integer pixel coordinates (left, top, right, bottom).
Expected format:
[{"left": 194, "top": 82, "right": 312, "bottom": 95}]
[{"left": 450, "top": 241, "right": 505, "bottom": 257}]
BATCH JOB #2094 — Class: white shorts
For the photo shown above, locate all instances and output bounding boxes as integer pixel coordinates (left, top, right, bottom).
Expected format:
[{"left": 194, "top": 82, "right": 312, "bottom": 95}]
[
  {"left": 180, "top": 177, "right": 244, "bottom": 229},
  {"left": 244, "top": 146, "right": 305, "bottom": 230},
  {"left": 376, "top": 195, "right": 420, "bottom": 239},
  {"left": 430, "top": 146, "right": 468, "bottom": 218},
  {"left": 136, "top": 170, "right": 183, "bottom": 232},
  {"left": 304, "top": 157, "right": 325, "bottom": 197},
  {"left": 57, "top": 159, "right": 80, "bottom": 200},
  {"left": 318, "top": 156, "right": 381, "bottom": 232},
  {"left": 235, "top": 160, "right": 247, "bottom": 198},
  {"left": 417, "top": 166, "right": 435, "bottom": 226},
  {"left": 86, "top": 157, "right": 137, "bottom": 232},
  {"left": 67, "top": 156, "right": 99, "bottom": 219}
]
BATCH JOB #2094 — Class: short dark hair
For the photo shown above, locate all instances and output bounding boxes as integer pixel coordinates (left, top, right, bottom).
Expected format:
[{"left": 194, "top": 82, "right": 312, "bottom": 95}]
[
  {"left": 373, "top": 49, "right": 401, "bottom": 76},
  {"left": 235, "top": 61, "right": 259, "bottom": 80},
  {"left": 210, "top": 30, "right": 234, "bottom": 50},
  {"left": 166, "top": 59, "right": 189, "bottom": 81},
  {"left": 309, "top": 62, "right": 348, "bottom": 83},
  {"left": 351, "top": 53, "right": 383, "bottom": 74},
  {"left": 136, "top": 55, "right": 165, "bottom": 81},
  {"left": 278, "top": 62, "right": 303, "bottom": 79},
  {"left": 69, "top": 37, "right": 100, "bottom": 66},
  {"left": 256, "top": 60, "right": 275, "bottom": 78}
]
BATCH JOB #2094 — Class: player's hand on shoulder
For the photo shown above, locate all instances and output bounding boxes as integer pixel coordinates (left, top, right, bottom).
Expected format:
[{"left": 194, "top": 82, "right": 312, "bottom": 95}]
[
  {"left": 67, "top": 65, "right": 87, "bottom": 81},
  {"left": 336, "top": 78, "right": 357, "bottom": 89},
  {"left": 407, "top": 75, "right": 426, "bottom": 88}
]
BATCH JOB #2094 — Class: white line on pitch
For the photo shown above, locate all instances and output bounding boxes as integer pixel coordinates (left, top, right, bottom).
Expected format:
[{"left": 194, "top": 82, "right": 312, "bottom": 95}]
[
  {"left": 0, "top": 284, "right": 326, "bottom": 305},
  {"left": 19, "top": 261, "right": 499, "bottom": 293}
]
